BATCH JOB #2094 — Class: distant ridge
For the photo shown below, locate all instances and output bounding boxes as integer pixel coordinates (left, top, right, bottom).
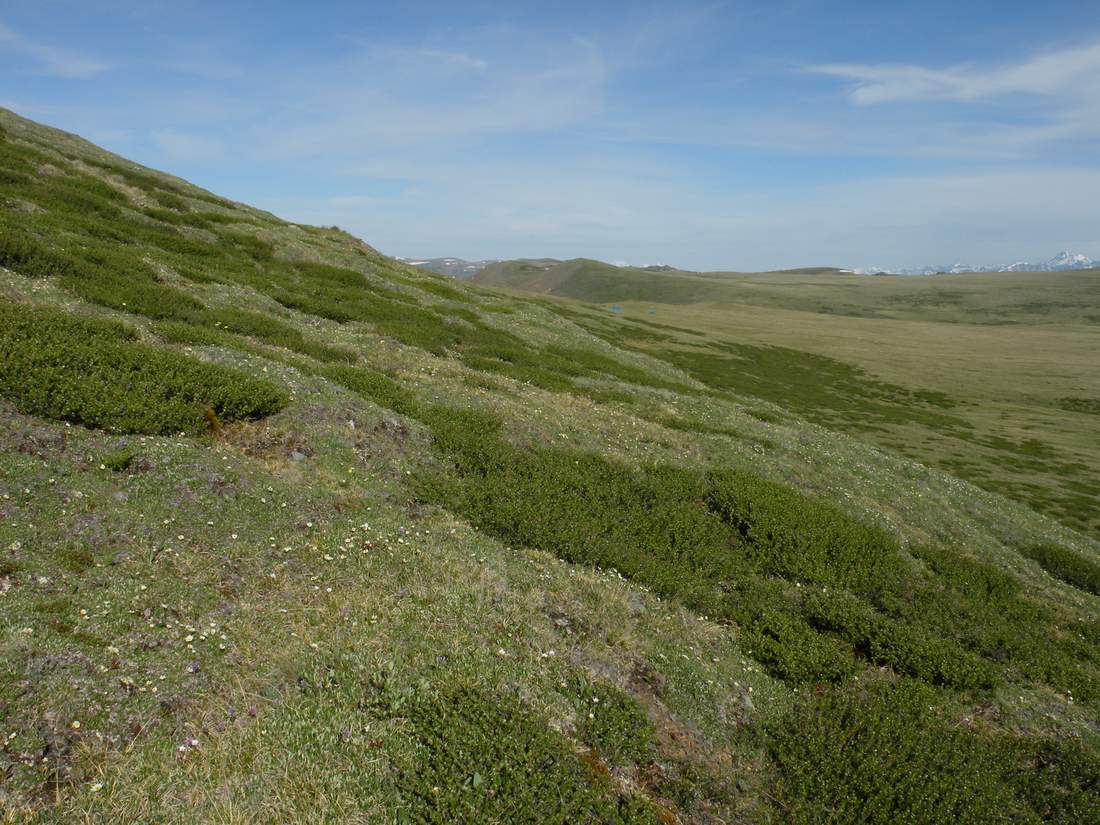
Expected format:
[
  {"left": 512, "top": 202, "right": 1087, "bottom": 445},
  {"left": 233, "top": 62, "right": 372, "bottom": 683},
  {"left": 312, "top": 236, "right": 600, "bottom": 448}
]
[
  {"left": 398, "top": 256, "right": 500, "bottom": 279},
  {"left": 410, "top": 251, "right": 1098, "bottom": 281},
  {"left": 853, "top": 251, "right": 1097, "bottom": 276}
]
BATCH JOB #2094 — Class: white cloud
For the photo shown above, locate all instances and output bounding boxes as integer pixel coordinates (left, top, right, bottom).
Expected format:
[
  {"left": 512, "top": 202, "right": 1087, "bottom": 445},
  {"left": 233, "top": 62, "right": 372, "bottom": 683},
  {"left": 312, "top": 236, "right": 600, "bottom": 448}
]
[
  {"left": 810, "top": 40, "right": 1100, "bottom": 104},
  {"left": 0, "top": 21, "right": 109, "bottom": 78}
]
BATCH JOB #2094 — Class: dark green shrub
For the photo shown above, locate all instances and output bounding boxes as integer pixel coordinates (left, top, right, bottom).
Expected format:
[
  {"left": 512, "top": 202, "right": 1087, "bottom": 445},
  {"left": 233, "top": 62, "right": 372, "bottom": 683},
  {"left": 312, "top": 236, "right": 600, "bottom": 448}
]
[
  {"left": 0, "top": 303, "right": 286, "bottom": 434},
  {"left": 203, "top": 307, "right": 352, "bottom": 363},
  {"left": 0, "top": 229, "right": 79, "bottom": 279},
  {"left": 388, "top": 272, "right": 476, "bottom": 304},
  {"left": 372, "top": 679, "right": 660, "bottom": 824},
  {"left": 745, "top": 609, "right": 859, "bottom": 684},
  {"left": 542, "top": 345, "right": 688, "bottom": 392},
  {"left": 461, "top": 353, "right": 577, "bottom": 392},
  {"left": 912, "top": 545, "right": 1024, "bottom": 603},
  {"left": 322, "top": 365, "right": 419, "bottom": 416},
  {"left": 705, "top": 468, "right": 904, "bottom": 593},
  {"left": 570, "top": 679, "right": 655, "bottom": 767},
  {"left": 219, "top": 231, "right": 274, "bottom": 263},
  {"left": 1023, "top": 544, "right": 1100, "bottom": 595},
  {"left": 153, "top": 320, "right": 234, "bottom": 347},
  {"left": 0, "top": 168, "right": 32, "bottom": 186},
  {"left": 293, "top": 261, "right": 367, "bottom": 288},
  {"left": 153, "top": 191, "right": 189, "bottom": 211},
  {"left": 1004, "top": 737, "right": 1100, "bottom": 824},
  {"left": 60, "top": 264, "right": 207, "bottom": 323},
  {"left": 101, "top": 446, "right": 137, "bottom": 472},
  {"left": 410, "top": 404, "right": 1001, "bottom": 688},
  {"left": 768, "top": 680, "right": 1024, "bottom": 823},
  {"left": 805, "top": 590, "right": 997, "bottom": 689}
]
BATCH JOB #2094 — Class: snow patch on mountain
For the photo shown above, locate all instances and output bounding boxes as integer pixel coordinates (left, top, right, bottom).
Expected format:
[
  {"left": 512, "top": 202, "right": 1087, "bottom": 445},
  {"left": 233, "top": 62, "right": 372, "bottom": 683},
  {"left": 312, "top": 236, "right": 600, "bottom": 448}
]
[{"left": 856, "top": 252, "right": 1096, "bottom": 276}]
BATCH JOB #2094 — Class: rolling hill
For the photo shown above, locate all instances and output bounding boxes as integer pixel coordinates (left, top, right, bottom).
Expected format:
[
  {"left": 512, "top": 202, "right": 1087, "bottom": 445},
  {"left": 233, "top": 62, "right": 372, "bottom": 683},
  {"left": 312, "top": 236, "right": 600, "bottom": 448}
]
[{"left": 1, "top": 107, "right": 1099, "bottom": 823}]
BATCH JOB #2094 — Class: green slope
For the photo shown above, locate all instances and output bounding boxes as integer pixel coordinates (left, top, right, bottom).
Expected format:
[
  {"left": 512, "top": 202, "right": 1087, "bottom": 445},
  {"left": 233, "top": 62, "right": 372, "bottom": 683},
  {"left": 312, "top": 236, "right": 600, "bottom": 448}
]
[
  {"left": 475, "top": 257, "right": 1100, "bottom": 540},
  {"left": 1, "top": 108, "right": 1099, "bottom": 823},
  {"left": 474, "top": 257, "right": 753, "bottom": 303}
]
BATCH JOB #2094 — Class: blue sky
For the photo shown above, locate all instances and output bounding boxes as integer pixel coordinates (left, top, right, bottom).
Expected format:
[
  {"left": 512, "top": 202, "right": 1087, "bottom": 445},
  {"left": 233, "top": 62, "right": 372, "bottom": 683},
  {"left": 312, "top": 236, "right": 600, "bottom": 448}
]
[{"left": 3, "top": 1, "right": 1100, "bottom": 270}]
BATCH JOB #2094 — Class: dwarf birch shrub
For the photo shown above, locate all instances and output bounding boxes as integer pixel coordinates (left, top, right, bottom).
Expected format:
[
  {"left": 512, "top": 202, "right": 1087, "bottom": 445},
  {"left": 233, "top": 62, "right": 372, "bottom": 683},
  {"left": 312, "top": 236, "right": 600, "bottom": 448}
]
[{"left": 0, "top": 303, "right": 286, "bottom": 434}]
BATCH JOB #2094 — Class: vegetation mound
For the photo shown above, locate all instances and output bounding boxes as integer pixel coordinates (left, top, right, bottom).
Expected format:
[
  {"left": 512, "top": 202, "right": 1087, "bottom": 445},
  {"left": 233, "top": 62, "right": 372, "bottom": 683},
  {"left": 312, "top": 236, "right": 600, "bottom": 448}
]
[{"left": 0, "top": 302, "right": 285, "bottom": 434}]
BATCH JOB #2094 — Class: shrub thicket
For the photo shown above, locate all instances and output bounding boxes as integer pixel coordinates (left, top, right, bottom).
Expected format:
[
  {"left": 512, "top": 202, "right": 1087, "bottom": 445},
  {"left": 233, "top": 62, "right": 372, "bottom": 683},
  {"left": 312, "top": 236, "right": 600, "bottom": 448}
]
[
  {"left": 0, "top": 303, "right": 286, "bottom": 434},
  {"left": 1023, "top": 544, "right": 1100, "bottom": 595},
  {"left": 769, "top": 680, "right": 1023, "bottom": 823},
  {"left": 370, "top": 678, "right": 660, "bottom": 824},
  {"left": 411, "top": 405, "right": 1100, "bottom": 700},
  {"left": 769, "top": 678, "right": 1100, "bottom": 823}
]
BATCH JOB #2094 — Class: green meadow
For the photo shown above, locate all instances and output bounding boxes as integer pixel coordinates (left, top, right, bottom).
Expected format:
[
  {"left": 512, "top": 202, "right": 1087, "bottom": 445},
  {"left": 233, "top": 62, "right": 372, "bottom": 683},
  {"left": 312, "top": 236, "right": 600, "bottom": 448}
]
[{"left": 1, "top": 108, "right": 1098, "bottom": 823}]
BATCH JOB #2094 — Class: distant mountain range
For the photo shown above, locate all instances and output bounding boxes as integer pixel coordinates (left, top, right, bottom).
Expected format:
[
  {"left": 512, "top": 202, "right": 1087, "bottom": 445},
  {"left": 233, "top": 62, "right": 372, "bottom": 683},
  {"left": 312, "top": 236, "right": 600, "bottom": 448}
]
[
  {"left": 409, "top": 250, "right": 1095, "bottom": 283},
  {"left": 403, "top": 257, "right": 689, "bottom": 279},
  {"left": 405, "top": 251, "right": 1098, "bottom": 281},
  {"left": 853, "top": 251, "right": 1096, "bottom": 276},
  {"left": 397, "top": 257, "right": 500, "bottom": 279}
]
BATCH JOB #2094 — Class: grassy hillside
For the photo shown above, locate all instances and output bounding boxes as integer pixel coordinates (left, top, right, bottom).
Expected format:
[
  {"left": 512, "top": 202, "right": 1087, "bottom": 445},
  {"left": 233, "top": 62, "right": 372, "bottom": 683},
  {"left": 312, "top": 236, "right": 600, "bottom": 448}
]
[
  {"left": 474, "top": 258, "right": 749, "bottom": 303},
  {"left": 475, "top": 260, "right": 1100, "bottom": 540},
  {"left": 1, "top": 108, "right": 1099, "bottom": 823}
]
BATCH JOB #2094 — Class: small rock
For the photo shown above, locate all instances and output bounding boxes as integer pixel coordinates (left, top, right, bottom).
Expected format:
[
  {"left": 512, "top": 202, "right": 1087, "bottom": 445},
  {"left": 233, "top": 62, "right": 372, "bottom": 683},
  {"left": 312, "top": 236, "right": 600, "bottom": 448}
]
[
  {"left": 112, "top": 491, "right": 129, "bottom": 502},
  {"left": 289, "top": 451, "right": 307, "bottom": 462}
]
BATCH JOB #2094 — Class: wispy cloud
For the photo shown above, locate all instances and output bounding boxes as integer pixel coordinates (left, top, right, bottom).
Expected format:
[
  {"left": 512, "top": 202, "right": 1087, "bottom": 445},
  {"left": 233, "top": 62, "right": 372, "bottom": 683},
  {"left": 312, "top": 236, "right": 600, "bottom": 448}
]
[
  {"left": 250, "top": 32, "right": 606, "bottom": 159},
  {"left": 0, "top": 22, "right": 109, "bottom": 78},
  {"left": 810, "top": 40, "right": 1100, "bottom": 104}
]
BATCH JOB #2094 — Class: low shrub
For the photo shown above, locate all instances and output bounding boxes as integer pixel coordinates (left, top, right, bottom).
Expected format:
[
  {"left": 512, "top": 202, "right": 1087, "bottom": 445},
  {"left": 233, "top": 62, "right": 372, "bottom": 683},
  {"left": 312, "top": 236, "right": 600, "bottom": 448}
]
[
  {"left": 203, "top": 307, "right": 353, "bottom": 363},
  {"left": 805, "top": 590, "right": 997, "bottom": 689},
  {"left": 371, "top": 678, "right": 660, "bottom": 824},
  {"left": 744, "top": 608, "right": 859, "bottom": 684},
  {"left": 101, "top": 446, "right": 137, "bottom": 472},
  {"left": 0, "top": 303, "right": 286, "bottom": 434},
  {"left": 322, "top": 365, "right": 419, "bottom": 417},
  {"left": 60, "top": 262, "right": 207, "bottom": 323},
  {"left": 152, "top": 191, "right": 189, "bottom": 211},
  {"left": 570, "top": 678, "right": 655, "bottom": 767},
  {"left": 1004, "top": 736, "right": 1100, "bottom": 824},
  {"left": 1023, "top": 544, "right": 1100, "bottom": 596},
  {"left": 705, "top": 467, "right": 904, "bottom": 594},
  {"left": 769, "top": 678, "right": 1100, "bottom": 823},
  {"left": 768, "top": 680, "right": 1024, "bottom": 823},
  {"left": 0, "top": 229, "right": 79, "bottom": 279},
  {"left": 412, "top": 405, "right": 921, "bottom": 686}
]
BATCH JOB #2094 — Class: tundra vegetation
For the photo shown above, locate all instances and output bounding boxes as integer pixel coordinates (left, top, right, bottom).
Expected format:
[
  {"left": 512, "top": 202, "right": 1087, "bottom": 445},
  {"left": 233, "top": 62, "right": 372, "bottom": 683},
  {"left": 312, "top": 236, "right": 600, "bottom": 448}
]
[{"left": 0, "top": 108, "right": 1098, "bottom": 823}]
